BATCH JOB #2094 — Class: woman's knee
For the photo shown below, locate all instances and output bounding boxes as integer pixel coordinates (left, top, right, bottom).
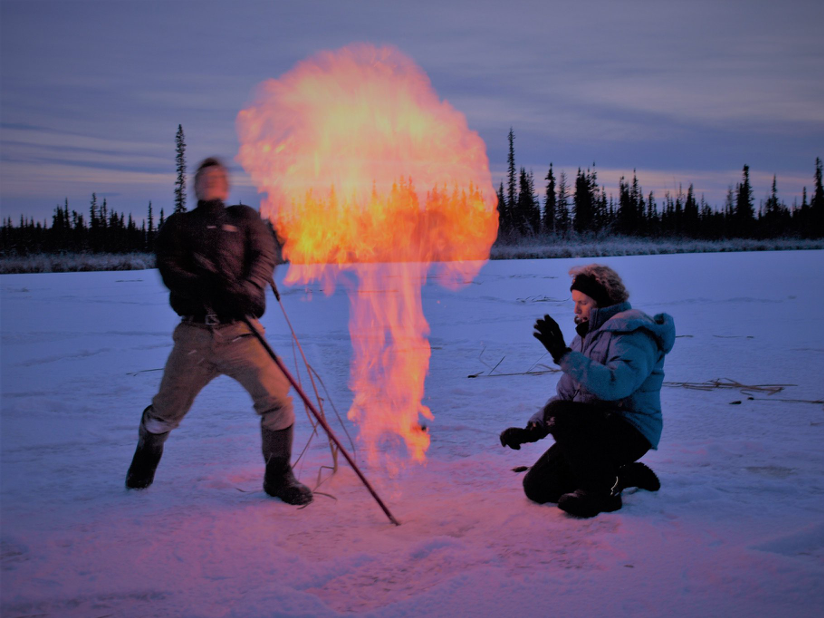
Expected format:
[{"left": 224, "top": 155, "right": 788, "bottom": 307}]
[
  {"left": 522, "top": 445, "right": 574, "bottom": 504},
  {"left": 523, "top": 470, "right": 552, "bottom": 504}
]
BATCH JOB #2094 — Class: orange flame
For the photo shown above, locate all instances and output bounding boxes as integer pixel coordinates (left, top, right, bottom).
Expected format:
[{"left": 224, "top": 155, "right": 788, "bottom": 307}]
[{"left": 237, "top": 44, "right": 498, "bottom": 468}]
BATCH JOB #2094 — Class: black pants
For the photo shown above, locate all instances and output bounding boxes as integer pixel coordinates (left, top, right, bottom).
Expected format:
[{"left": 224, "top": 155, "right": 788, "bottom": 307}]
[{"left": 523, "top": 400, "right": 651, "bottom": 504}]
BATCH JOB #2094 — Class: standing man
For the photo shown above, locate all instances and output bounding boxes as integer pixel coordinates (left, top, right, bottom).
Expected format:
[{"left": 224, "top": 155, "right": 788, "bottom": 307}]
[
  {"left": 500, "top": 264, "right": 674, "bottom": 517},
  {"left": 125, "top": 157, "right": 312, "bottom": 506}
]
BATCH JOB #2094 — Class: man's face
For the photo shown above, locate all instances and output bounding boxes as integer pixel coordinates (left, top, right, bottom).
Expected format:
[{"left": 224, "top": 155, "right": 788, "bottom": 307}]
[
  {"left": 196, "top": 166, "right": 229, "bottom": 202},
  {"left": 572, "top": 290, "right": 597, "bottom": 325}
]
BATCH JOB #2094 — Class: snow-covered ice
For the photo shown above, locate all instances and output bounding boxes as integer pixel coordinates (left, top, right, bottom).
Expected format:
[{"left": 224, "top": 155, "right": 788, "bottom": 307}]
[{"left": 2, "top": 251, "right": 823, "bottom": 617}]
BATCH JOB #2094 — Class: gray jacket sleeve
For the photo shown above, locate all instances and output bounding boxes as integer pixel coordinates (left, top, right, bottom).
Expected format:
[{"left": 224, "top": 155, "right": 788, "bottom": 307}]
[{"left": 559, "top": 330, "right": 657, "bottom": 401}]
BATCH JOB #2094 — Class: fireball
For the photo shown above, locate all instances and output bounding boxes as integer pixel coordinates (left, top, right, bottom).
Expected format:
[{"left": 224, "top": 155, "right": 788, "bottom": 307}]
[{"left": 237, "top": 43, "right": 497, "bottom": 469}]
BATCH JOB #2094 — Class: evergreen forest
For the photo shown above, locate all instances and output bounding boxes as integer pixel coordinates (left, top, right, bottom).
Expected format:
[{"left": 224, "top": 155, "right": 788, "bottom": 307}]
[{"left": 2, "top": 127, "right": 822, "bottom": 258}]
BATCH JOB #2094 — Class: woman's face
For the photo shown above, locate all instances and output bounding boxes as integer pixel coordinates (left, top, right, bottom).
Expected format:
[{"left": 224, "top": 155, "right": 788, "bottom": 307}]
[{"left": 572, "top": 290, "right": 597, "bottom": 324}]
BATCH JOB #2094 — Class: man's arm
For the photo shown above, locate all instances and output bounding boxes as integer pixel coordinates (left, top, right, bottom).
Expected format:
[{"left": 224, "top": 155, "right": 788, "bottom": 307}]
[
  {"left": 211, "top": 208, "right": 276, "bottom": 319},
  {"left": 244, "top": 212, "right": 277, "bottom": 291},
  {"left": 155, "top": 215, "right": 204, "bottom": 299}
]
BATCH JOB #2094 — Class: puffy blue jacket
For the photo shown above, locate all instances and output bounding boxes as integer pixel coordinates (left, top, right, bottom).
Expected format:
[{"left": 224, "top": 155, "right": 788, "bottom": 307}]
[{"left": 550, "top": 301, "right": 676, "bottom": 449}]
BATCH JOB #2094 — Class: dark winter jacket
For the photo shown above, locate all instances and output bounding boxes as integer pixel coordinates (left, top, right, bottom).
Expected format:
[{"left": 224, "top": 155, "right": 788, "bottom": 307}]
[
  {"left": 155, "top": 200, "right": 276, "bottom": 320},
  {"left": 550, "top": 302, "right": 676, "bottom": 449}
]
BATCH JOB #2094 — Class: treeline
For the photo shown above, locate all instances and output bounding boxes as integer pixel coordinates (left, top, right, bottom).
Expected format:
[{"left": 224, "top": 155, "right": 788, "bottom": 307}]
[
  {"left": 1, "top": 194, "right": 164, "bottom": 256},
  {"left": 1, "top": 122, "right": 187, "bottom": 257},
  {"left": 3, "top": 131, "right": 823, "bottom": 257},
  {"left": 497, "top": 129, "right": 824, "bottom": 242}
]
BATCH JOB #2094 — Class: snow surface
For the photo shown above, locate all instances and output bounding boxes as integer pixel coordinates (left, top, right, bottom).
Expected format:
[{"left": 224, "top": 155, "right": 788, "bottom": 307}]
[{"left": 2, "top": 251, "right": 823, "bottom": 618}]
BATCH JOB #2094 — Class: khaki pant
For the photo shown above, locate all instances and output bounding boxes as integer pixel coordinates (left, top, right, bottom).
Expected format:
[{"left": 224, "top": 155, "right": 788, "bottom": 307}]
[{"left": 142, "top": 319, "right": 294, "bottom": 434}]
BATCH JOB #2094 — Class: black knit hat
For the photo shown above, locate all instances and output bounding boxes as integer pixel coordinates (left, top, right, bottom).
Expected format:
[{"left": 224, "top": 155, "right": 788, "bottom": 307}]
[{"left": 570, "top": 274, "right": 613, "bottom": 307}]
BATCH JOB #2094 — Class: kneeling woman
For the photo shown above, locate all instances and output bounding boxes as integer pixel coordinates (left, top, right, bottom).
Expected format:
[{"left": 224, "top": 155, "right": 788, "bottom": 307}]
[{"left": 500, "top": 264, "right": 675, "bottom": 517}]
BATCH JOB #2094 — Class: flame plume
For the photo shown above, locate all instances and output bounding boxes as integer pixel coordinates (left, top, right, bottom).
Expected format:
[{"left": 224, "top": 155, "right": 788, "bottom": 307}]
[{"left": 237, "top": 44, "right": 497, "bottom": 469}]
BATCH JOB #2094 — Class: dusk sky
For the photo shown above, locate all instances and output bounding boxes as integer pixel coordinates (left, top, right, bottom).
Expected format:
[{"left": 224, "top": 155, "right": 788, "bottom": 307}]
[{"left": 2, "top": 0, "right": 822, "bottom": 224}]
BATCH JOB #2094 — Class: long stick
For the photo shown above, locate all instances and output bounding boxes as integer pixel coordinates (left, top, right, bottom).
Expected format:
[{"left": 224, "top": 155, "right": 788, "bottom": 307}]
[
  {"left": 241, "top": 316, "right": 401, "bottom": 526},
  {"left": 269, "top": 278, "right": 340, "bottom": 472}
]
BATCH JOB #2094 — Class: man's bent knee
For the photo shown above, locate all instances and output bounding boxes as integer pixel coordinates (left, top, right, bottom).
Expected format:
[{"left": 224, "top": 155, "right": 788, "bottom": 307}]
[{"left": 260, "top": 404, "right": 295, "bottom": 432}]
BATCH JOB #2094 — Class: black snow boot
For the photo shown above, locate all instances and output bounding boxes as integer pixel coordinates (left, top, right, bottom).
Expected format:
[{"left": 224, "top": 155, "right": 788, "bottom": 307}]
[
  {"left": 617, "top": 462, "right": 661, "bottom": 492},
  {"left": 557, "top": 478, "right": 622, "bottom": 518},
  {"left": 261, "top": 424, "right": 313, "bottom": 506},
  {"left": 125, "top": 423, "right": 169, "bottom": 490}
]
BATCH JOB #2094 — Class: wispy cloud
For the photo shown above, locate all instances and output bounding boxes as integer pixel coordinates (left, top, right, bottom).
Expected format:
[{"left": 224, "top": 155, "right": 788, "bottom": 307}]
[{"left": 1, "top": 0, "right": 822, "bottom": 221}]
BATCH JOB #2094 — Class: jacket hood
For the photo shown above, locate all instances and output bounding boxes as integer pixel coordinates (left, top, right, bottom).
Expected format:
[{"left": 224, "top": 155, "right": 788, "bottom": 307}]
[{"left": 595, "top": 303, "right": 676, "bottom": 354}]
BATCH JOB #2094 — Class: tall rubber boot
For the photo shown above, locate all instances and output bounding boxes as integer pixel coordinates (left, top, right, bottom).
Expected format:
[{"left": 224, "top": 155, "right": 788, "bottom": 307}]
[
  {"left": 557, "top": 477, "right": 623, "bottom": 518},
  {"left": 125, "top": 422, "right": 169, "bottom": 489},
  {"left": 617, "top": 462, "right": 661, "bottom": 492},
  {"left": 261, "top": 424, "right": 313, "bottom": 506}
]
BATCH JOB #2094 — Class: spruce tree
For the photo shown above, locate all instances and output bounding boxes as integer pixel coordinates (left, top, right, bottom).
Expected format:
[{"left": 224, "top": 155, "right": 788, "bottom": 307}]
[
  {"left": 631, "top": 172, "right": 644, "bottom": 235},
  {"left": 812, "top": 157, "right": 824, "bottom": 235},
  {"left": 147, "top": 201, "right": 155, "bottom": 249},
  {"left": 496, "top": 182, "right": 509, "bottom": 239},
  {"left": 763, "top": 176, "right": 779, "bottom": 218},
  {"left": 723, "top": 187, "right": 735, "bottom": 237},
  {"left": 647, "top": 191, "right": 658, "bottom": 237},
  {"left": 617, "top": 176, "right": 632, "bottom": 235},
  {"left": 735, "top": 164, "right": 755, "bottom": 236},
  {"left": 515, "top": 168, "right": 539, "bottom": 235},
  {"left": 573, "top": 169, "right": 590, "bottom": 234},
  {"left": 506, "top": 128, "right": 516, "bottom": 221},
  {"left": 573, "top": 168, "right": 600, "bottom": 234},
  {"left": 761, "top": 175, "right": 789, "bottom": 236},
  {"left": 556, "top": 171, "right": 569, "bottom": 235},
  {"left": 174, "top": 124, "right": 187, "bottom": 213},
  {"left": 684, "top": 184, "right": 698, "bottom": 237},
  {"left": 543, "top": 164, "right": 556, "bottom": 235},
  {"left": 528, "top": 169, "right": 539, "bottom": 233},
  {"left": 89, "top": 193, "right": 98, "bottom": 252}
]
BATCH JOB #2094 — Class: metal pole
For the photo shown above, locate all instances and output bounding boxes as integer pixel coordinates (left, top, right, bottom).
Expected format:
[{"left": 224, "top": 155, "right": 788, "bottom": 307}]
[{"left": 241, "top": 316, "right": 401, "bottom": 526}]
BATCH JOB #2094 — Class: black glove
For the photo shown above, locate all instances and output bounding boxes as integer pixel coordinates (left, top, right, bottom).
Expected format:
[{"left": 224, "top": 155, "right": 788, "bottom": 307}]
[
  {"left": 533, "top": 314, "right": 570, "bottom": 364},
  {"left": 499, "top": 423, "right": 550, "bottom": 450}
]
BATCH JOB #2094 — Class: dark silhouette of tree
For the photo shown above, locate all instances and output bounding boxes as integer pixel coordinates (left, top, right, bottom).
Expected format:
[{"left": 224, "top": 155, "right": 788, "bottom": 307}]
[
  {"left": 174, "top": 124, "right": 187, "bottom": 213},
  {"left": 812, "top": 157, "right": 824, "bottom": 236},
  {"left": 147, "top": 201, "right": 155, "bottom": 248},
  {"left": 617, "top": 174, "right": 644, "bottom": 236},
  {"left": 495, "top": 182, "right": 511, "bottom": 240},
  {"left": 2, "top": 128, "right": 820, "bottom": 256},
  {"left": 594, "top": 184, "right": 609, "bottom": 232},
  {"left": 514, "top": 167, "right": 539, "bottom": 235},
  {"left": 631, "top": 173, "right": 646, "bottom": 236},
  {"left": 573, "top": 167, "right": 600, "bottom": 234},
  {"left": 506, "top": 128, "right": 516, "bottom": 220},
  {"left": 760, "top": 175, "right": 791, "bottom": 237},
  {"left": 683, "top": 184, "right": 699, "bottom": 237},
  {"left": 646, "top": 191, "right": 659, "bottom": 237},
  {"left": 555, "top": 171, "right": 570, "bottom": 236},
  {"left": 735, "top": 165, "right": 755, "bottom": 236},
  {"left": 543, "top": 164, "right": 557, "bottom": 235},
  {"left": 89, "top": 193, "right": 100, "bottom": 252}
]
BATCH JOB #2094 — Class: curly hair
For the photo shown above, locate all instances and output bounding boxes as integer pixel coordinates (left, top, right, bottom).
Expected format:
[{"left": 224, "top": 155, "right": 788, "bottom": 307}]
[{"left": 569, "top": 263, "right": 629, "bottom": 305}]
